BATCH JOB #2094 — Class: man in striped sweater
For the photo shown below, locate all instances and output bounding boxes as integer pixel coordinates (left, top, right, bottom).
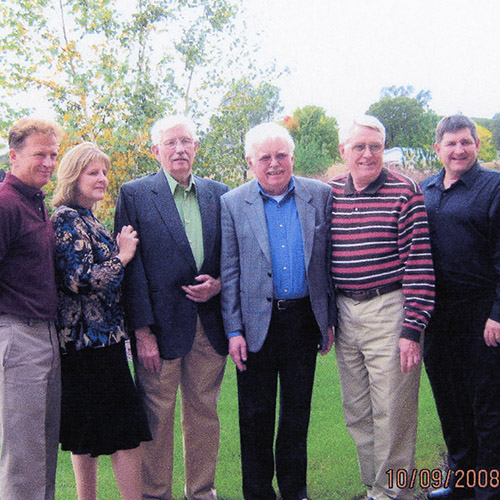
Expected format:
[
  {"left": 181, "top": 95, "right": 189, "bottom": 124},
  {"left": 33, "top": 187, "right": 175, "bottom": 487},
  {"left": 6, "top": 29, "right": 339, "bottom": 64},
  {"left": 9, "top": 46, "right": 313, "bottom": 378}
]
[{"left": 329, "top": 115, "right": 435, "bottom": 500}]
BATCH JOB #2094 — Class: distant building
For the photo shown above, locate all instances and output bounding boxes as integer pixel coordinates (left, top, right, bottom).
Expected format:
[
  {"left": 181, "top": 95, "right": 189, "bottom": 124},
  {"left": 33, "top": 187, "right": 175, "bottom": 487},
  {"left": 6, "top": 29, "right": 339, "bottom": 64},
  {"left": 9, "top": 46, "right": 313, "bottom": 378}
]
[{"left": 383, "top": 147, "right": 404, "bottom": 168}]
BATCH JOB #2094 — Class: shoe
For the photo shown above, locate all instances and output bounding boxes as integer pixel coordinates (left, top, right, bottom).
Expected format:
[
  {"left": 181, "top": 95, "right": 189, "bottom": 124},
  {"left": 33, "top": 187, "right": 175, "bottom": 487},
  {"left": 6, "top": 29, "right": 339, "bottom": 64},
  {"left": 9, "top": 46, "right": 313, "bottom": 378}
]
[
  {"left": 427, "top": 488, "right": 454, "bottom": 499},
  {"left": 426, "top": 486, "right": 475, "bottom": 499}
]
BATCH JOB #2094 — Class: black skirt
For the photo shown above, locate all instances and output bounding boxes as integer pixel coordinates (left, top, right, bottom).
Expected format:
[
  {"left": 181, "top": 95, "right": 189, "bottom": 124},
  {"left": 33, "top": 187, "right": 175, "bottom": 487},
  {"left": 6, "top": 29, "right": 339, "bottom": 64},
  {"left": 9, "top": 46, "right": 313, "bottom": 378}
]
[{"left": 59, "top": 341, "right": 152, "bottom": 457}]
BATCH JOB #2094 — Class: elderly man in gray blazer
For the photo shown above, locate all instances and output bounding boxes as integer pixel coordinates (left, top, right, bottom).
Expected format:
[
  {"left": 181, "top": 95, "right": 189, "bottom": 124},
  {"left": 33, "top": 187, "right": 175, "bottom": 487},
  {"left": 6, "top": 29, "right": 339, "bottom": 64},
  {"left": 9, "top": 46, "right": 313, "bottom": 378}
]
[{"left": 221, "top": 122, "right": 336, "bottom": 500}]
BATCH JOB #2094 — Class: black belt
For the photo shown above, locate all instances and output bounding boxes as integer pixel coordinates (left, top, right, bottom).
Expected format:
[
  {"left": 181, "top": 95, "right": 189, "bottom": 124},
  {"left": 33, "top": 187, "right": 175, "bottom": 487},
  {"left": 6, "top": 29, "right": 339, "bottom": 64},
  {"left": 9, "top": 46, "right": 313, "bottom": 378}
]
[
  {"left": 337, "top": 282, "right": 402, "bottom": 301},
  {"left": 273, "top": 297, "right": 310, "bottom": 311}
]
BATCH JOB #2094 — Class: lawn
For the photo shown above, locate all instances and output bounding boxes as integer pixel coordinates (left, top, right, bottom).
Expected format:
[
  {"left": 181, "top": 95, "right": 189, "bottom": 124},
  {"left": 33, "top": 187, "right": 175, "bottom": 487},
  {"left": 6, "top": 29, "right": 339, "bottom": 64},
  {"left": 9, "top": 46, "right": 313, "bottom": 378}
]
[{"left": 55, "top": 352, "right": 445, "bottom": 500}]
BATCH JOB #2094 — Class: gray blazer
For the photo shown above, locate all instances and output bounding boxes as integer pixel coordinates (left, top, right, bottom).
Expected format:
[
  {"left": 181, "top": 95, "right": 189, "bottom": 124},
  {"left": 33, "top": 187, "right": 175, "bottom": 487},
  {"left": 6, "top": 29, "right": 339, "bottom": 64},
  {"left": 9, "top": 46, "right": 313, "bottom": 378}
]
[{"left": 220, "top": 176, "right": 336, "bottom": 352}]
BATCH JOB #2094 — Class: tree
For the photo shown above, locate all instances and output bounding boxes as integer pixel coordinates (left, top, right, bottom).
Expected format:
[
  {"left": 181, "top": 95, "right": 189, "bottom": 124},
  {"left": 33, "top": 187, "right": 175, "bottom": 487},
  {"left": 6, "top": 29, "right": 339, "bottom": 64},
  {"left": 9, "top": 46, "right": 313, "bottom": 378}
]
[
  {"left": 196, "top": 77, "right": 283, "bottom": 186},
  {"left": 0, "top": 0, "right": 278, "bottom": 222},
  {"left": 476, "top": 114, "right": 500, "bottom": 151},
  {"left": 476, "top": 124, "right": 498, "bottom": 162},
  {"left": 283, "top": 105, "right": 339, "bottom": 176},
  {"left": 380, "top": 85, "right": 432, "bottom": 108},
  {"left": 491, "top": 113, "right": 500, "bottom": 151},
  {"left": 367, "top": 95, "right": 438, "bottom": 150}
]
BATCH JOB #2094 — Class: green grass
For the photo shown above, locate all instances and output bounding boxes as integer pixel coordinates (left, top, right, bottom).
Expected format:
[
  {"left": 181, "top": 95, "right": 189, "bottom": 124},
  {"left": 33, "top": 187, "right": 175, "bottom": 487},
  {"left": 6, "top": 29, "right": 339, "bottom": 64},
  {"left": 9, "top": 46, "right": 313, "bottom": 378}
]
[{"left": 55, "top": 353, "right": 445, "bottom": 499}]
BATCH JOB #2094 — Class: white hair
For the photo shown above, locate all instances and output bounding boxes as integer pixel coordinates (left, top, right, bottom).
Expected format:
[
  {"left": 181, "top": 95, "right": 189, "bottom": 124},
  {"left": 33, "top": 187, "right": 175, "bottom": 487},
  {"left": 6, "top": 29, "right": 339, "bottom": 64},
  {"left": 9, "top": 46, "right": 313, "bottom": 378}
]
[
  {"left": 339, "top": 115, "right": 386, "bottom": 145},
  {"left": 244, "top": 122, "right": 295, "bottom": 158},
  {"left": 151, "top": 115, "right": 198, "bottom": 145}
]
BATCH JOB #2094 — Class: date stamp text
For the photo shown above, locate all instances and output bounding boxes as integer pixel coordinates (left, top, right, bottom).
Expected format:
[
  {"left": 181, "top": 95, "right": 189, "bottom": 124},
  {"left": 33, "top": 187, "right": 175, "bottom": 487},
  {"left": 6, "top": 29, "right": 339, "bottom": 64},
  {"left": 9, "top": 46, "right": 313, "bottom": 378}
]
[{"left": 386, "top": 469, "right": 500, "bottom": 490}]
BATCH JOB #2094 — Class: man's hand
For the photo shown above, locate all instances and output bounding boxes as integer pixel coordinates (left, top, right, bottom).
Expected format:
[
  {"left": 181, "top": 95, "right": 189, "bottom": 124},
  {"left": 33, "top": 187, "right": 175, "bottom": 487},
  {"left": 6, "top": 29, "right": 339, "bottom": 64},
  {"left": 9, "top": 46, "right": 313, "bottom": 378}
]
[
  {"left": 399, "top": 338, "right": 421, "bottom": 374},
  {"left": 484, "top": 318, "right": 500, "bottom": 347},
  {"left": 320, "top": 327, "right": 335, "bottom": 355},
  {"left": 229, "top": 335, "right": 248, "bottom": 371},
  {"left": 182, "top": 275, "right": 221, "bottom": 303},
  {"left": 135, "top": 326, "right": 161, "bottom": 373}
]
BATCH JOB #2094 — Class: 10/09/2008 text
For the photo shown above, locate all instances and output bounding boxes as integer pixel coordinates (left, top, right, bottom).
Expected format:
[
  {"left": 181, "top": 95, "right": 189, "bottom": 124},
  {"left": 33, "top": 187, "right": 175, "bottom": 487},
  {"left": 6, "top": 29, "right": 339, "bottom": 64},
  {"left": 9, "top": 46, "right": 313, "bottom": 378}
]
[{"left": 386, "top": 469, "right": 500, "bottom": 490}]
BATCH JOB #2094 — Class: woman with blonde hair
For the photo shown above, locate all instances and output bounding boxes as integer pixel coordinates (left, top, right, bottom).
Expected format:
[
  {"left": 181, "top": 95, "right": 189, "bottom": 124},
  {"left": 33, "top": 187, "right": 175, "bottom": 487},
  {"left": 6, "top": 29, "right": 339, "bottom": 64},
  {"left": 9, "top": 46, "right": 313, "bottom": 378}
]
[{"left": 52, "top": 142, "right": 151, "bottom": 500}]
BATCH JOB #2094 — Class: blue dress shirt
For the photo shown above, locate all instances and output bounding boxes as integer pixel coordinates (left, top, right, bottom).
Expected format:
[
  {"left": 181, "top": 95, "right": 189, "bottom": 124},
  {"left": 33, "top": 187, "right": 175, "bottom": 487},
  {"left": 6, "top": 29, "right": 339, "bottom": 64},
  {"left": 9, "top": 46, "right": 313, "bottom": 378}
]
[
  {"left": 226, "top": 178, "right": 308, "bottom": 339},
  {"left": 258, "top": 177, "right": 308, "bottom": 300}
]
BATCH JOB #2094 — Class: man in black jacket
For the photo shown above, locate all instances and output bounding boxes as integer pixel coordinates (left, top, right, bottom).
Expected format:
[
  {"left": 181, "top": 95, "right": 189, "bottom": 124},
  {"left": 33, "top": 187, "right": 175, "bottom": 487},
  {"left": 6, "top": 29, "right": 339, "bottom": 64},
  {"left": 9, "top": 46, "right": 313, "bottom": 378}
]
[{"left": 115, "top": 115, "right": 228, "bottom": 500}]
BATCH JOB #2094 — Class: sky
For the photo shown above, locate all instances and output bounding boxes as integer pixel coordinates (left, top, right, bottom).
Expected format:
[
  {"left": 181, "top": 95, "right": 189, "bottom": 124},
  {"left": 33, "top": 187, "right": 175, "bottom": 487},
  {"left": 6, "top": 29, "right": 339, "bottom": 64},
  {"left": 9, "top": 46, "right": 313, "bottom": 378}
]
[
  {"left": 243, "top": 0, "right": 500, "bottom": 128},
  {"left": 15, "top": 0, "right": 500, "bottom": 134}
]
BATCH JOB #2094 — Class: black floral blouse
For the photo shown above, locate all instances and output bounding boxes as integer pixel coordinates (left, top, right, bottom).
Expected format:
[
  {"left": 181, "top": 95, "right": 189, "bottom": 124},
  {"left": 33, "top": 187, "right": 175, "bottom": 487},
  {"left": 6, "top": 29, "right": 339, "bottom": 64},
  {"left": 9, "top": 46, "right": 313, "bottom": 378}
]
[{"left": 51, "top": 205, "right": 127, "bottom": 351}]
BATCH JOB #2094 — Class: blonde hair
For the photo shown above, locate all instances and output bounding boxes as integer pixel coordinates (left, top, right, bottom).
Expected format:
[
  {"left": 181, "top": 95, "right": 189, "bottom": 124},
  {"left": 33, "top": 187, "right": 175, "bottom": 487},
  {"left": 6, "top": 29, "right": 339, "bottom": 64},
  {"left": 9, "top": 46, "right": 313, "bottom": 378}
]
[
  {"left": 8, "top": 117, "right": 64, "bottom": 150},
  {"left": 52, "top": 142, "right": 110, "bottom": 207}
]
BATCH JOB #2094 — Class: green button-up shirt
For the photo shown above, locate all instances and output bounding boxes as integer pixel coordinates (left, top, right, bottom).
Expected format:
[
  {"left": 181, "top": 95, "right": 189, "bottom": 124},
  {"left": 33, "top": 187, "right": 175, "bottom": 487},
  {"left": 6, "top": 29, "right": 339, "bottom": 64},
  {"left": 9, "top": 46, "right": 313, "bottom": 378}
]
[{"left": 164, "top": 170, "right": 204, "bottom": 270}]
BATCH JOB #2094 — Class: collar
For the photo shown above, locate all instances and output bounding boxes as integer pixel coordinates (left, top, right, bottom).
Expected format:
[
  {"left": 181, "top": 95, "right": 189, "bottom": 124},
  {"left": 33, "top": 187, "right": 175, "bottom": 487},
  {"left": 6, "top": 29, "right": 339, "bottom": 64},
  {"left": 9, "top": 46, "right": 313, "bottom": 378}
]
[
  {"left": 67, "top": 204, "right": 94, "bottom": 217},
  {"left": 258, "top": 176, "right": 295, "bottom": 202},
  {"left": 344, "top": 168, "right": 388, "bottom": 195},
  {"left": 164, "top": 170, "right": 196, "bottom": 194},
  {"left": 427, "top": 161, "right": 480, "bottom": 190},
  {"left": 5, "top": 171, "right": 46, "bottom": 200}
]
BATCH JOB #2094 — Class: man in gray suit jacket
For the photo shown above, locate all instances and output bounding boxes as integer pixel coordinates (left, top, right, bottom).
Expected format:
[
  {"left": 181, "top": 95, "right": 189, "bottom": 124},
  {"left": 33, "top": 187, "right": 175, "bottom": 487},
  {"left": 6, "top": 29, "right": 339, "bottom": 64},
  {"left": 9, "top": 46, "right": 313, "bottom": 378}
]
[
  {"left": 115, "top": 115, "right": 228, "bottom": 500},
  {"left": 221, "top": 122, "right": 336, "bottom": 500}
]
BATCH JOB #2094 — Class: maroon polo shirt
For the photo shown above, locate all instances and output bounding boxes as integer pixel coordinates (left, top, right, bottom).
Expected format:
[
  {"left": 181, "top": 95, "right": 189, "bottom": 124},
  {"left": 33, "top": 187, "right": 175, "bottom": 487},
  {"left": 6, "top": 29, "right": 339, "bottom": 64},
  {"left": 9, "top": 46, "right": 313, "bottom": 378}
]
[{"left": 0, "top": 172, "right": 57, "bottom": 319}]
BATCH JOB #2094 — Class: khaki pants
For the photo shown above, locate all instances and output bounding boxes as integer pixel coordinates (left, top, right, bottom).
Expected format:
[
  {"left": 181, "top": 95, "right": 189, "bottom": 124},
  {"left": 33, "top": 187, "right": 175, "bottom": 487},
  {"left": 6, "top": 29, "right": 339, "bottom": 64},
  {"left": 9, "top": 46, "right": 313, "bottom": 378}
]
[
  {"left": 335, "top": 290, "right": 422, "bottom": 500},
  {"left": 0, "top": 314, "right": 61, "bottom": 500},
  {"left": 136, "top": 318, "right": 226, "bottom": 500}
]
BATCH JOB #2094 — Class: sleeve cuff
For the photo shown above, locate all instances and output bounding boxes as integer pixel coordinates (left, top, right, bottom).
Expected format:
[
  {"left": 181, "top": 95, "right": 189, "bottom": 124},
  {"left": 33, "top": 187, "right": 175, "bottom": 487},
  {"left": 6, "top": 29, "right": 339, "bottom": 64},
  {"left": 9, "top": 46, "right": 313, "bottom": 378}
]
[
  {"left": 400, "top": 325, "right": 422, "bottom": 342},
  {"left": 488, "top": 301, "right": 500, "bottom": 323}
]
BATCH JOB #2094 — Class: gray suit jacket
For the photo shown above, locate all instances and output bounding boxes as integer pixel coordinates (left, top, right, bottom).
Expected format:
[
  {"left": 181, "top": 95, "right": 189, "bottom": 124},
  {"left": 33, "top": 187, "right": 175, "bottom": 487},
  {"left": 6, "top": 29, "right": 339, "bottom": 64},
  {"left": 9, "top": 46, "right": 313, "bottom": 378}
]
[{"left": 220, "top": 176, "right": 336, "bottom": 352}]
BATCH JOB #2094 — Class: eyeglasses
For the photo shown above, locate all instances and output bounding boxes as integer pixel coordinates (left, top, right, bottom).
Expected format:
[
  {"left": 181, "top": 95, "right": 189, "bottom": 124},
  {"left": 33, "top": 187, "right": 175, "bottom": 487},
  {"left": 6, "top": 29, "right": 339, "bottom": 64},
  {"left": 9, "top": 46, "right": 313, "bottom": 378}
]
[
  {"left": 349, "top": 143, "right": 384, "bottom": 154},
  {"left": 161, "top": 138, "right": 195, "bottom": 150},
  {"left": 257, "top": 153, "right": 290, "bottom": 165}
]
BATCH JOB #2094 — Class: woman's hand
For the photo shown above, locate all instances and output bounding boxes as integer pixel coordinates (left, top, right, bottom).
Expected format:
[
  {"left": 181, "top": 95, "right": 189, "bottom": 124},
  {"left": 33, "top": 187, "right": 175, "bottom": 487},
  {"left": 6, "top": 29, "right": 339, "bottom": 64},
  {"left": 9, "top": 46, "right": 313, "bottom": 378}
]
[{"left": 116, "top": 225, "right": 139, "bottom": 266}]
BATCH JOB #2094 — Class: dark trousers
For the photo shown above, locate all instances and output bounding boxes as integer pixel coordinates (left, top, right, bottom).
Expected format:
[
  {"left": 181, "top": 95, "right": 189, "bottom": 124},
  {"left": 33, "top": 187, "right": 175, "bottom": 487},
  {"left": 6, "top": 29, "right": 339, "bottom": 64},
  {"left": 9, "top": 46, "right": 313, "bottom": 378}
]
[
  {"left": 237, "top": 299, "right": 320, "bottom": 500},
  {"left": 424, "top": 296, "right": 500, "bottom": 500}
]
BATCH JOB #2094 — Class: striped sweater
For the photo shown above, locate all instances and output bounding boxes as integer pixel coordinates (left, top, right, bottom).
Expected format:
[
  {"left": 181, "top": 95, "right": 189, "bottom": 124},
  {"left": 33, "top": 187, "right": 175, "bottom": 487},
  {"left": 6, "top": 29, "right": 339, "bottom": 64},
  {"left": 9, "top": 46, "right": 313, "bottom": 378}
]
[{"left": 329, "top": 168, "right": 435, "bottom": 341}]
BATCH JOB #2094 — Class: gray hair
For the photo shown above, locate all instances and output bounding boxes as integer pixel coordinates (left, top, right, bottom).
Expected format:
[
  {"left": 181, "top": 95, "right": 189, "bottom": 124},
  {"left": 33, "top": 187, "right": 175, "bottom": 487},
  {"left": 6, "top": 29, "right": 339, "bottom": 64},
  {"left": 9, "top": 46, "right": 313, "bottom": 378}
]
[
  {"left": 151, "top": 115, "right": 198, "bottom": 146},
  {"left": 245, "top": 122, "right": 295, "bottom": 158},
  {"left": 435, "top": 114, "right": 479, "bottom": 144},
  {"left": 339, "top": 115, "right": 386, "bottom": 145}
]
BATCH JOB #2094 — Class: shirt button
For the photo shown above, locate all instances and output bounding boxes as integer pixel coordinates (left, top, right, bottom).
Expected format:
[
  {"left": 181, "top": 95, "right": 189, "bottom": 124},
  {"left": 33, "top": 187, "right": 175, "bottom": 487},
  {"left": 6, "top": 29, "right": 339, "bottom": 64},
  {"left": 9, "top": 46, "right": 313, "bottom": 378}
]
[
  {"left": 284, "top": 289, "right": 288, "bottom": 293},
  {"left": 283, "top": 266, "right": 287, "bottom": 270}
]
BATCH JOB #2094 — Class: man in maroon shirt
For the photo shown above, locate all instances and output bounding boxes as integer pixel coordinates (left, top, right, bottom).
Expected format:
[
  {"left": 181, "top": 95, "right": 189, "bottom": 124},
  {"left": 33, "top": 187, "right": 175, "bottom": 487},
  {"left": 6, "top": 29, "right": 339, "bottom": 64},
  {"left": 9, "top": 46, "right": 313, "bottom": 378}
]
[
  {"left": 330, "top": 115, "right": 435, "bottom": 500},
  {"left": 0, "top": 117, "right": 63, "bottom": 500}
]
